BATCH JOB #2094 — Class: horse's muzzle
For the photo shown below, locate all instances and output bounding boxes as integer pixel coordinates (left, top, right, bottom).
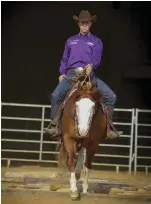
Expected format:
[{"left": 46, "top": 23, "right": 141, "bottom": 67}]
[{"left": 78, "top": 128, "right": 89, "bottom": 138}]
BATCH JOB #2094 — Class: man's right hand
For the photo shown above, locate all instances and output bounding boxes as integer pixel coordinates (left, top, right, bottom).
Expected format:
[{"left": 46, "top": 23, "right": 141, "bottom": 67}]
[
  {"left": 59, "top": 74, "right": 66, "bottom": 82},
  {"left": 85, "top": 64, "right": 93, "bottom": 75}
]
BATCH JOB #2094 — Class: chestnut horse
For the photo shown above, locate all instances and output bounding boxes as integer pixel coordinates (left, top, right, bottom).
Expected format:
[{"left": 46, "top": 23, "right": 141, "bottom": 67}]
[{"left": 57, "top": 76, "right": 107, "bottom": 200}]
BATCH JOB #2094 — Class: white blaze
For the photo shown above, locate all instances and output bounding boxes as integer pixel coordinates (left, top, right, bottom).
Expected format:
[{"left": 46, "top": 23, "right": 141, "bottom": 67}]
[{"left": 76, "top": 98, "right": 95, "bottom": 137}]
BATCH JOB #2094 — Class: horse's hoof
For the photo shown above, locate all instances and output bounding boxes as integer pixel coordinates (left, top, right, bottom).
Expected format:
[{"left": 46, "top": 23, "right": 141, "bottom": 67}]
[
  {"left": 70, "top": 190, "right": 80, "bottom": 200},
  {"left": 83, "top": 190, "right": 88, "bottom": 194},
  {"left": 82, "top": 187, "right": 88, "bottom": 194},
  {"left": 75, "top": 172, "right": 81, "bottom": 180}
]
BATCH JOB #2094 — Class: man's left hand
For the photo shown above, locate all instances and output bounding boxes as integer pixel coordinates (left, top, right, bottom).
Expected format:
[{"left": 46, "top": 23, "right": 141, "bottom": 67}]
[{"left": 85, "top": 64, "right": 93, "bottom": 75}]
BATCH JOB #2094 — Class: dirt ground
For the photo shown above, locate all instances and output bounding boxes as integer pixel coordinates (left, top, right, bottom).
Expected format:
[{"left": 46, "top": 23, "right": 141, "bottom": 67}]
[
  {"left": 2, "top": 191, "right": 150, "bottom": 204},
  {"left": 2, "top": 166, "right": 151, "bottom": 182},
  {"left": 2, "top": 166, "right": 151, "bottom": 188},
  {"left": 2, "top": 166, "right": 151, "bottom": 204}
]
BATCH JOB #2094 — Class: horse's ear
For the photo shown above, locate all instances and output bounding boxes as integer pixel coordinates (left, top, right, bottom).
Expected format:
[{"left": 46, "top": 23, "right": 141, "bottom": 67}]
[
  {"left": 86, "top": 82, "right": 92, "bottom": 89},
  {"left": 93, "top": 89, "right": 102, "bottom": 101},
  {"left": 76, "top": 81, "right": 82, "bottom": 90},
  {"left": 87, "top": 82, "right": 95, "bottom": 90}
]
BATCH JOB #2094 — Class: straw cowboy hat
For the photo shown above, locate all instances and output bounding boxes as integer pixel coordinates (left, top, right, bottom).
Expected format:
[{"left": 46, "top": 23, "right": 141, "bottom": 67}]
[{"left": 73, "top": 10, "right": 97, "bottom": 23}]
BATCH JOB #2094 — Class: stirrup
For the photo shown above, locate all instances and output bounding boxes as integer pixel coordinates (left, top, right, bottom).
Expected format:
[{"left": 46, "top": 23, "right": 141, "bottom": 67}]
[
  {"left": 43, "top": 127, "right": 61, "bottom": 140},
  {"left": 107, "top": 130, "right": 123, "bottom": 139},
  {"left": 47, "top": 120, "right": 56, "bottom": 128}
]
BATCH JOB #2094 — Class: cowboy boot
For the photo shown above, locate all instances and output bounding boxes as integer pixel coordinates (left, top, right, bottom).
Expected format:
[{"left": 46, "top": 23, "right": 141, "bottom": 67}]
[
  {"left": 105, "top": 109, "right": 123, "bottom": 139},
  {"left": 108, "top": 130, "right": 123, "bottom": 139},
  {"left": 43, "top": 120, "right": 61, "bottom": 140}
]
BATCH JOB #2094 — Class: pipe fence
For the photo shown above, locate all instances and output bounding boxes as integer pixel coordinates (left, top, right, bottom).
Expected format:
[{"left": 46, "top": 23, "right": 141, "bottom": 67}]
[{"left": 1, "top": 102, "right": 151, "bottom": 174}]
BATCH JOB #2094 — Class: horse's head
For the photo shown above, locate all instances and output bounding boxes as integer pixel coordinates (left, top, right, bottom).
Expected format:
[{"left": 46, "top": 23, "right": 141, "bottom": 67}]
[{"left": 75, "top": 81, "right": 102, "bottom": 137}]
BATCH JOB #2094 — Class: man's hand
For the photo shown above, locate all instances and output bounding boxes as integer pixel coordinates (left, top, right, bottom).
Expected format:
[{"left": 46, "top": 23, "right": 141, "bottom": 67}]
[
  {"left": 85, "top": 64, "right": 93, "bottom": 75},
  {"left": 59, "top": 74, "right": 66, "bottom": 82}
]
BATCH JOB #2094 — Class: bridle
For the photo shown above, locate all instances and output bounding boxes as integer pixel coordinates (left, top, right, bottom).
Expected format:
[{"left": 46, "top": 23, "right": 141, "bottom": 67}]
[{"left": 65, "top": 90, "right": 102, "bottom": 138}]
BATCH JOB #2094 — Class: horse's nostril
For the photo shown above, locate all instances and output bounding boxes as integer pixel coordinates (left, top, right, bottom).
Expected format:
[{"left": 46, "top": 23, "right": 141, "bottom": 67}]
[{"left": 79, "top": 128, "right": 88, "bottom": 137}]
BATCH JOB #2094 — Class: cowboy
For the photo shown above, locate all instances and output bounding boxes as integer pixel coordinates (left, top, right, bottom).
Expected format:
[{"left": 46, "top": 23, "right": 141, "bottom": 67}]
[{"left": 44, "top": 10, "right": 122, "bottom": 138}]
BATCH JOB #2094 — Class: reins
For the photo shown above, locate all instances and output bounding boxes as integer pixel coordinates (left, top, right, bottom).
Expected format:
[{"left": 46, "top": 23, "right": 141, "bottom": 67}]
[{"left": 64, "top": 68, "right": 91, "bottom": 85}]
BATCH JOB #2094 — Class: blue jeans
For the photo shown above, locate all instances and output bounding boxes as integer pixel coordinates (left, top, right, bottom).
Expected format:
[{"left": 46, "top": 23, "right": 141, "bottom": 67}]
[{"left": 49, "top": 71, "right": 116, "bottom": 120}]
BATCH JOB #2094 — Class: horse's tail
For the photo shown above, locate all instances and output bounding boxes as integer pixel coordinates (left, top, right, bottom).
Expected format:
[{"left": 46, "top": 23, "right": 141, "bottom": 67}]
[{"left": 56, "top": 139, "right": 69, "bottom": 172}]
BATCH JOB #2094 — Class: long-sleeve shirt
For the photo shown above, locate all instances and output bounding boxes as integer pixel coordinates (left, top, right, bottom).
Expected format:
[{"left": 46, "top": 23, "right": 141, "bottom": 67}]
[{"left": 59, "top": 32, "right": 103, "bottom": 75}]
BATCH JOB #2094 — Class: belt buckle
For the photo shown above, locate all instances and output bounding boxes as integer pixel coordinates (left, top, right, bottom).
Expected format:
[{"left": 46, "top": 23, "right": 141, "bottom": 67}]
[{"left": 76, "top": 67, "right": 84, "bottom": 73}]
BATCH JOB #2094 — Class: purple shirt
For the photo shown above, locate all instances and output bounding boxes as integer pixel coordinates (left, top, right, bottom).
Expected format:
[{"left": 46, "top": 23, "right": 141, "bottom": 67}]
[{"left": 59, "top": 33, "right": 103, "bottom": 75}]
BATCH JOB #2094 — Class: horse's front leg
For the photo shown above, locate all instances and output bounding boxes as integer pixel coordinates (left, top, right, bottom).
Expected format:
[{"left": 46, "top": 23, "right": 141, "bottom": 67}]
[
  {"left": 82, "top": 142, "right": 99, "bottom": 194},
  {"left": 69, "top": 153, "right": 80, "bottom": 200},
  {"left": 82, "top": 165, "right": 90, "bottom": 194},
  {"left": 70, "top": 171, "right": 79, "bottom": 198},
  {"left": 75, "top": 147, "right": 85, "bottom": 180},
  {"left": 65, "top": 139, "right": 79, "bottom": 200}
]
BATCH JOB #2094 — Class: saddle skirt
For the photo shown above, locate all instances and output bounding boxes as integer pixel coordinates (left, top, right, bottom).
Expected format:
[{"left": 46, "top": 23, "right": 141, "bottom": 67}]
[{"left": 62, "top": 85, "right": 77, "bottom": 109}]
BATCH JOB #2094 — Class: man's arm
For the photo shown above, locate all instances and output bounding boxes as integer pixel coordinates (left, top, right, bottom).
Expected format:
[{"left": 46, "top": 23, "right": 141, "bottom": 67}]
[
  {"left": 91, "top": 39, "right": 103, "bottom": 70},
  {"left": 59, "top": 40, "right": 69, "bottom": 75}
]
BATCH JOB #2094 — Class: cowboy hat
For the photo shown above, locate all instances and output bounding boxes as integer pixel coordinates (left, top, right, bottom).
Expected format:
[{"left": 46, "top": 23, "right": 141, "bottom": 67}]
[{"left": 73, "top": 10, "right": 97, "bottom": 23}]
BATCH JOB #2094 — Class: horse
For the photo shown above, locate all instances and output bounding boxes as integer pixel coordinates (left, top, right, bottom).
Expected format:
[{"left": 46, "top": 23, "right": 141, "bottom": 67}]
[{"left": 57, "top": 75, "right": 108, "bottom": 200}]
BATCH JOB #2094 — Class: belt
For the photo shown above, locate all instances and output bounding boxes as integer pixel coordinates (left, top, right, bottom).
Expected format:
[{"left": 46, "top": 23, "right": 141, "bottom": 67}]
[{"left": 68, "top": 67, "right": 84, "bottom": 73}]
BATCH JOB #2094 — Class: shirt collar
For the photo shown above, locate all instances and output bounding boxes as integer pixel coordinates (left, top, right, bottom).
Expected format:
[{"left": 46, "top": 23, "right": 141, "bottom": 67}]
[{"left": 79, "top": 32, "right": 91, "bottom": 37}]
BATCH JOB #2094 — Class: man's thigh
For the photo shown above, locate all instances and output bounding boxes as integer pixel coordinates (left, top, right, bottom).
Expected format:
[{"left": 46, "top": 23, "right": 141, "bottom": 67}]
[
  {"left": 96, "top": 78, "right": 116, "bottom": 99},
  {"left": 52, "top": 78, "right": 71, "bottom": 99},
  {"left": 52, "top": 71, "right": 77, "bottom": 99}
]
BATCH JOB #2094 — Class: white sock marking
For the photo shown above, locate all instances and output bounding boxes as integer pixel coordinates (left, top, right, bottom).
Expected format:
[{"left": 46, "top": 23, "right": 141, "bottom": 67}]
[
  {"left": 70, "top": 172, "right": 77, "bottom": 192},
  {"left": 82, "top": 166, "right": 90, "bottom": 194}
]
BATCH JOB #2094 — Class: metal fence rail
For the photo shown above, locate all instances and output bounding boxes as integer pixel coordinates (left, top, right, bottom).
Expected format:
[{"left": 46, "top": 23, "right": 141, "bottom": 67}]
[
  {"left": 134, "top": 109, "right": 151, "bottom": 175},
  {"left": 1, "top": 102, "right": 150, "bottom": 174}
]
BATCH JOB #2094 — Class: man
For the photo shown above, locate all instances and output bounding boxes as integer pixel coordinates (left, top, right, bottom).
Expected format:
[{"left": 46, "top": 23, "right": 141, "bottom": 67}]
[{"left": 44, "top": 10, "right": 122, "bottom": 138}]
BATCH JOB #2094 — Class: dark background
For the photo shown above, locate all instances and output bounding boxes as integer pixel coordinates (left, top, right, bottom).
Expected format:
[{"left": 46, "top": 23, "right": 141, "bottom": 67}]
[{"left": 1, "top": 1, "right": 151, "bottom": 109}]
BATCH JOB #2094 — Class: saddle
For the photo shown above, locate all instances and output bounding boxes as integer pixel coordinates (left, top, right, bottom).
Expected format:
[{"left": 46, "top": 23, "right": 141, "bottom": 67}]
[{"left": 53, "top": 74, "right": 119, "bottom": 139}]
